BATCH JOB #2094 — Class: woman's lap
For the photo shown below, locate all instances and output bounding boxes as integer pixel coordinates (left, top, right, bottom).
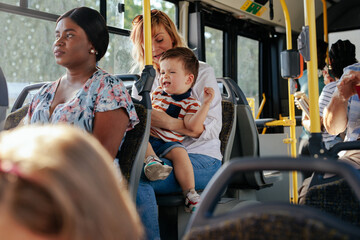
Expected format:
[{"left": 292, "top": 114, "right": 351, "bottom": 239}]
[{"left": 142, "top": 153, "right": 222, "bottom": 194}]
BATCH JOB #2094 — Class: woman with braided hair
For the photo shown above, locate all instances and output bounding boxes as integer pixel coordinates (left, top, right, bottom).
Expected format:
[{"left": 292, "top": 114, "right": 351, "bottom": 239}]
[
  {"left": 324, "top": 39, "right": 358, "bottom": 83},
  {"left": 299, "top": 40, "right": 359, "bottom": 204},
  {"left": 319, "top": 39, "right": 358, "bottom": 149}
]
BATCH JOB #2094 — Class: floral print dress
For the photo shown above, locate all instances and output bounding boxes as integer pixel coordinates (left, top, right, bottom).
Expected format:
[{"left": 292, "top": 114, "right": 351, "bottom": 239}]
[{"left": 25, "top": 68, "right": 139, "bottom": 134}]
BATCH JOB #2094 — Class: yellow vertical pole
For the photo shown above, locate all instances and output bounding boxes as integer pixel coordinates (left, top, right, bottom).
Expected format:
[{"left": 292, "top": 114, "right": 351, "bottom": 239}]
[
  {"left": 321, "top": 0, "right": 329, "bottom": 63},
  {"left": 143, "top": 0, "right": 152, "bottom": 66},
  {"left": 304, "top": 0, "right": 321, "bottom": 134},
  {"left": 279, "top": 0, "right": 298, "bottom": 204},
  {"left": 321, "top": 0, "right": 328, "bottom": 43}
]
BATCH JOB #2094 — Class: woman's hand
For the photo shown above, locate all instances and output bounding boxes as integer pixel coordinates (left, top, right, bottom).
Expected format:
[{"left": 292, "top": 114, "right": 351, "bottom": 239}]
[
  {"left": 337, "top": 70, "right": 360, "bottom": 101},
  {"left": 151, "top": 109, "right": 176, "bottom": 129},
  {"left": 323, "top": 69, "right": 335, "bottom": 85}
]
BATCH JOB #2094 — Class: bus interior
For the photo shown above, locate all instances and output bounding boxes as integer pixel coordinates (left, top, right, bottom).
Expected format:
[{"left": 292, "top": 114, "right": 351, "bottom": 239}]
[{"left": 1, "top": 0, "right": 360, "bottom": 239}]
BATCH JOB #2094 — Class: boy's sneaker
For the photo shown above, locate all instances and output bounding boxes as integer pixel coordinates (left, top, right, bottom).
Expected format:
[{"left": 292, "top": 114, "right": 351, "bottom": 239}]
[
  {"left": 144, "top": 155, "right": 173, "bottom": 181},
  {"left": 185, "top": 190, "right": 200, "bottom": 213}
]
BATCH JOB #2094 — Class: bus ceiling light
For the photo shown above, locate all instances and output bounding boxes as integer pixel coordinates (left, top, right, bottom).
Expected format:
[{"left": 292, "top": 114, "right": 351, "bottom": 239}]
[
  {"left": 274, "top": 26, "right": 286, "bottom": 33},
  {"left": 236, "top": 14, "right": 249, "bottom": 20}
]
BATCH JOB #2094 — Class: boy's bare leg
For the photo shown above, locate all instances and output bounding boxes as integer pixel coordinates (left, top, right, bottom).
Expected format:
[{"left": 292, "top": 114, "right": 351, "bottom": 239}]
[
  {"left": 164, "top": 147, "right": 200, "bottom": 212},
  {"left": 164, "top": 147, "right": 195, "bottom": 192}
]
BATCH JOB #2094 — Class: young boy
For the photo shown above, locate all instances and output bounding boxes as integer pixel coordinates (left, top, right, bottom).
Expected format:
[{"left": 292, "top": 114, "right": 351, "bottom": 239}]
[{"left": 144, "top": 47, "right": 215, "bottom": 212}]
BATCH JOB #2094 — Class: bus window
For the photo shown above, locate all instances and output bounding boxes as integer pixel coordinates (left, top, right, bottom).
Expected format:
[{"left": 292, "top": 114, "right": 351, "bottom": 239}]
[
  {"left": 1, "top": 0, "right": 17, "bottom": 5},
  {"left": 237, "top": 35, "right": 259, "bottom": 110},
  {"left": 98, "top": 33, "right": 133, "bottom": 74},
  {"left": 204, "top": 26, "right": 223, "bottom": 78},
  {"left": 114, "top": 0, "right": 176, "bottom": 30},
  {"left": 1, "top": 11, "right": 63, "bottom": 110},
  {"left": 14, "top": 0, "right": 100, "bottom": 15}
]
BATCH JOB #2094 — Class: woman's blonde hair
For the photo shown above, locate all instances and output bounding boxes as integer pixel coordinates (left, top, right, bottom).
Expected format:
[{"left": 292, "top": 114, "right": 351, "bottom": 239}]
[
  {"left": 0, "top": 125, "right": 143, "bottom": 240},
  {"left": 130, "top": 9, "right": 187, "bottom": 72}
]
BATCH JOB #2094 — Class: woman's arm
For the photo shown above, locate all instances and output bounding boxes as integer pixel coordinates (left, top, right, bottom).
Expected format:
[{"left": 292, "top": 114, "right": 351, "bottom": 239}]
[
  {"left": 323, "top": 91, "right": 348, "bottom": 135},
  {"left": 93, "top": 108, "right": 129, "bottom": 159},
  {"left": 323, "top": 71, "right": 360, "bottom": 135},
  {"left": 302, "top": 114, "right": 311, "bottom": 132}
]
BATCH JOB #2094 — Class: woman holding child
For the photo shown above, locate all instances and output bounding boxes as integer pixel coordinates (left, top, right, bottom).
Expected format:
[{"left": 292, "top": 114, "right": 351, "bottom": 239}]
[{"left": 130, "top": 9, "right": 222, "bottom": 239}]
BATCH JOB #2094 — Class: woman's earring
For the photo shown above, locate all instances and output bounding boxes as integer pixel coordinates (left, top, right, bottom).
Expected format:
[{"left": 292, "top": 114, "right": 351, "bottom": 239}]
[{"left": 90, "top": 49, "right": 96, "bottom": 54}]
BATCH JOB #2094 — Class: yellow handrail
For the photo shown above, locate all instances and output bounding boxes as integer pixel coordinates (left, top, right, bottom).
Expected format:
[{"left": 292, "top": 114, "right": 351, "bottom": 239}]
[
  {"left": 143, "top": 0, "right": 152, "bottom": 66},
  {"left": 321, "top": 0, "right": 329, "bottom": 64},
  {"left": 256, "top": 93, "right": 266, "bottom": 119},
  {"left": 304, "top": 0, "right": 321, "bottom": 134},
  {"left": 279, "top": 0, "right": 298, "bottom": 204}
]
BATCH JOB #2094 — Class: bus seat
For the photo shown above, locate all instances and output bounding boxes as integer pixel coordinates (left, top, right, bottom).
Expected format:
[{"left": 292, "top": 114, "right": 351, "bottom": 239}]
[
  {"left": 219, "top": 100, "right": 236, "bottom": 163},
  {"left": 156, "top": 79, "right": 237, "bottom": 240},
  {"left": 0, "top": 67, "right": 9, "bottom": 131},
  {"left": 184, "top": 202, "right": 360, "bottom": 240},
  {"left": 116, "top": 97, "right": 150, "bottom": 201},
  {"left": 305, "top": 177, "right": 360, "bottom": 227},
  {"left": 303, "top": 141, "right": 360, "bottom": 227},
  {"left": 303, "top": 140, "right": 360, "bottom": 227},
  {"left": 114, "top": 74, "right": 151, "bottom": 201},
  {"left": 184, "top": 156, "right": 360, "bottom": 240},
  {"left": 327, "top": 140, "right": 360, "bottom": 160},
  {"left": 4, "top": 104, "right": 29, "bottom": 130},
  {"left": 11, "top": 82, "right": 47, "bottom": 112},
  {"left": 217, "top": 78, "right": 237, "bottom": 163},
  {"left": 222, "top": 77, "right": 259, "bottom": 158},
  {"left": 114, "top": 74, "right": 140, "bottom": 95},
  {"left": 4, "top": 82, "right": 46, "bottom": 130},
  {"left": 218, "top": 78, "right": 278, "bottom": 190}
]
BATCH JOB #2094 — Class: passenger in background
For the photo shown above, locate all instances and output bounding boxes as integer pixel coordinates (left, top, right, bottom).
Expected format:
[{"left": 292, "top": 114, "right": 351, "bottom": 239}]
[
  {"left": 24, "top": 7, "right": 138, "bottom": 159},
  {"left": 130, "top": 10, "right": 222, "bottom": 239},
  {"left": 319, "top": 39, "right": 357, "bottom": 149},
  {"left": 299, "top": 62, "right": 360, "bottom": 204},
  {"left": 298, "top": 39, "right": 328, "bottom": 155},
  {"left": 0, "top": 125, "right": 143, "bottom": 240},
  {"left": 324, "top": 62, "right": 360, "bottom": 163}
]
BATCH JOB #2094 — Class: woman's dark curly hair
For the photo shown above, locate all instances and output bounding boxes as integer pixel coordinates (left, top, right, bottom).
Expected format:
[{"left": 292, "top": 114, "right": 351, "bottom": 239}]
[{"left": 329, "top": 39, "right": 358, "bottom": 79}]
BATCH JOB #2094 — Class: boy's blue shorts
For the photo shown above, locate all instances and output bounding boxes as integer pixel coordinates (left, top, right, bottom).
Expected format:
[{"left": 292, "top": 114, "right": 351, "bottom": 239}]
[{"left": 149, "top": 136, "right": 186, "bottom": 157}]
